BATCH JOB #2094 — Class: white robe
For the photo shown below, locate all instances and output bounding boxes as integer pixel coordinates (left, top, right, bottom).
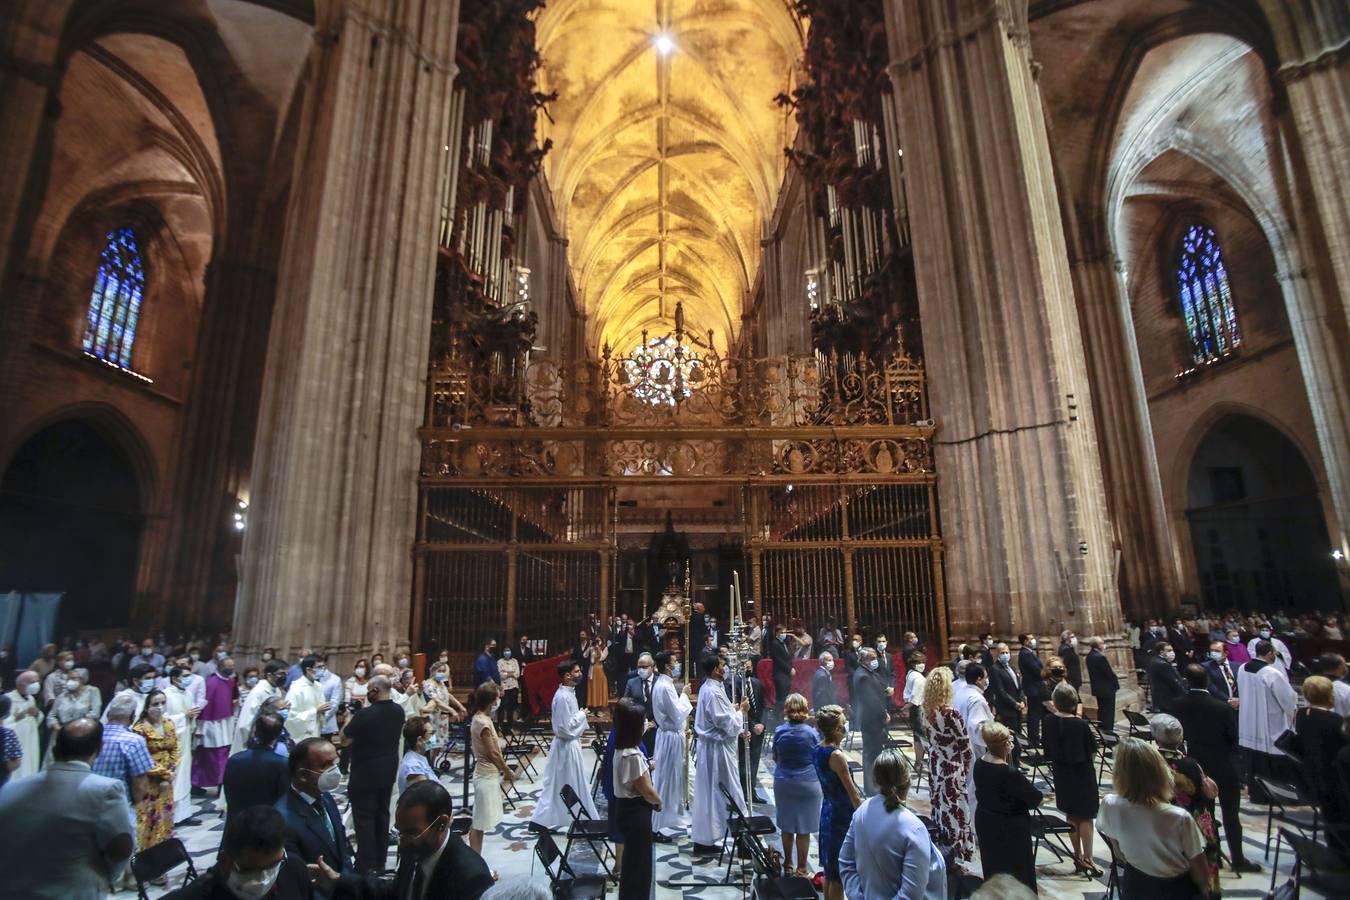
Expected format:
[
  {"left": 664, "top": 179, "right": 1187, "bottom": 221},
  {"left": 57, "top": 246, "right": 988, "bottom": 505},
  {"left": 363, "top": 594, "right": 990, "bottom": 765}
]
[
  {"left": 3, "top": 690, "right": 41, "bottom": 779},
  {"left": 163, "top": 684, "right": 197, "bottom": 821},
  {"left": 1247, "top": 637, "right": 1292, "bottom": 674},
  {"left": 651, "top": 674, "right": 693, "bottom": 835},
  {"left": 1237, "top": 661, "right": 1296, "bottom": 755},
  {"left": 232, "top": 679, "right": 278, "bottom": 754},
  {"left": 285, "top": 677, "right": 327, "bottom": 743},
  {"left": 531, "top": 685, "right": 597, "bottom": 831},
  {"left": 1333, "top": 680, "right": 1350, "bottom": 718},
  {"left": 692, "top": 677, "right": 746, "bottom": 846},
  {"left": 955, "top": 685, "right": 991, "bottom": 816}
]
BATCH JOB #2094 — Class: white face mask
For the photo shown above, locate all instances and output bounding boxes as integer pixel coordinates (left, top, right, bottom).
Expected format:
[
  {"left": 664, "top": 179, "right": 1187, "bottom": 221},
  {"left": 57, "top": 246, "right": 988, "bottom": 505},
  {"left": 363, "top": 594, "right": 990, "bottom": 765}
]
[
  {"left": 65, "top": 679, "right": 80, "bottom": 692},
  {"left": 1029, "top": 639, "right": 1037, "bottom": 649},
  {"left": 314, "top": 765, "right": 341, "bottom": 793},
  {"left": 867, "top": 659, "right": 879, "bottom": 671},
  {"left": 916, "top": 664, "right": 925, "bottom": 673},
  {"left": 61, "top": 660, "right": 75, "bottom": 670},
  {"left": 354, "top": 667, "right": 367, "bottom": 678},
  {"left": 24, "top": 682, "right": 40, "bottom": 697},
  {"left": 876, "top": 641, "right": 887, "bottom": 650},
  {"left": 1069, "top": 637, "right": 1078, "bottom": 647},
  {"left": 638, "top": 667, "right": 653, "bottom": 681},
  {"left": 491, "top": 699, "right": 501, "bottom": 713},
  {"left": 822, "top": 660, "right": 834, "bottom": 671},
  {"left": 225, "top": 859, "right": 283, "bottom": 900},
  {"left": 398, "top": 657, "right": 409, "bottom": 667},
  {"left": 1164, "top": 651, "right": 1176, "bottom": 662}
]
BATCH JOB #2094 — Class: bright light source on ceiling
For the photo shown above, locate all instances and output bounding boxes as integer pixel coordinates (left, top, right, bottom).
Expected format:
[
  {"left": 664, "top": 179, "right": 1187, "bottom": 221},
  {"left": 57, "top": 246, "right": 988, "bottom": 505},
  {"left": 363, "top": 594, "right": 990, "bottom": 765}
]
[{"left": 654, "top": 34, "right": 675, "bottom": 55}]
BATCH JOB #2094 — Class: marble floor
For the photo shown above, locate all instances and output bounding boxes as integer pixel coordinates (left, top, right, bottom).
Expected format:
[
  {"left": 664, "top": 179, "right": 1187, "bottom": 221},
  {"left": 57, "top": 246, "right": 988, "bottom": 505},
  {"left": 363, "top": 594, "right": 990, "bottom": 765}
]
[{"left": 116, "top": 727, "right": 1326, "bottom": 899}]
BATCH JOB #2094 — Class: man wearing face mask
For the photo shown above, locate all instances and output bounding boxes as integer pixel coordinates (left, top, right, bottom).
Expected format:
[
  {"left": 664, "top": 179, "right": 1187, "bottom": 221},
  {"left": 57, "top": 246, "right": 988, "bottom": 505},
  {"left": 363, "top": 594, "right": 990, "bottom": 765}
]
[
  {"left": 194, "top": 655, "right": 240, "bottom": 794},
  {"left": 769, "top": 623, "right": 795, "bottom": 720},
  {"left": 275, "top": 737, "right": 354, "bottom": 893},
  {"left": 163, "top": 804, "right": 313, "bottom": 900},
  {"left": 310, "top": 780, "right": 493, "bottom": 900},
  {"left": 986, "top": 642, "right": 1026, "bottom": 764},
  {"left": 223, "top": 714, "right": 291, "bottom": 835},
  {"left": 621, "top": 652, "right": 658, "bottom": 722},
  {"left": 651, "top": 651, "right": 693, "bottom": 838},
  {"left": 1146, "top": 642, "right": 1186, "bottom": 714},
  {"left": 813, "top": 652, "right": 839, "bottom": 711},
  {"left": 1057, "top": 631, "right": 1082, "bottom": 689},
  {"left": 236, "top": 661, "right": 291, "bottom": 754},
  {"left": 3, "top": 669, "right": 43, "bottom": 779},
  {"left": 1084, "top": 636, "right": 1120, "bottom": 728},
  {"left": 137, "top": 639, "right": 166, "bottom": 675},
  {"left": 338, "top": 675, "right": 405, "bottom": 874},
  {"left": 199, "top": 644, "right": 230, "bottom": 679},
  {"left": 473, "top": 637, "right": 501, "bottom": 690},
  {"left": 850, "top": 648, "right": 891, "bottom": 795},
  {"left": 531, "top": 661, "right": 599, "bottom": 832},
  {"left": 1202, "top": 641, "right": 1240, "bottom": 708},
  {"left": 1017, "top": 633, "right": 1045, "bottom": 747},
  {"left": 496, "top": 645, "right": 522, "bottom": 732},
  {"left": 93, "top": 692, "right": 153, "bottom": 850},
  {"left": 728, "top": 657, "right": 769, "bottom": 804},
  {"left": 1246, "top": 623, "right": 1291, "bottom": 675},
  {"left": 286, "top": 656, "right": 334, "bottom": 744},
  {"left": 163, "top": 665, "right": 204, "bottom": 822},
  {"left": 316, "top": 656, "right": 344, "bottom": 740}
]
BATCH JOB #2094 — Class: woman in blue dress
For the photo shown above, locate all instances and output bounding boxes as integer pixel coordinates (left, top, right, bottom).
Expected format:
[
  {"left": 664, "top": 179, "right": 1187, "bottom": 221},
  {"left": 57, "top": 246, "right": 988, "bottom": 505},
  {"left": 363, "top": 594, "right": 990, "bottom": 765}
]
[
  {"left": 814, "top": 704, "right": 861, "bottom": 900},
  {"left": 772, "top": 693, "right": 822, "bottom": 875}
]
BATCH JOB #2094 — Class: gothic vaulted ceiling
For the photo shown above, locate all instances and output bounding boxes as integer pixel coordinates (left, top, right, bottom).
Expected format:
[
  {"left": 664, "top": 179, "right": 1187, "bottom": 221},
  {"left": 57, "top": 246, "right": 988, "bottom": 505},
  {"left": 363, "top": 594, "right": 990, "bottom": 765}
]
[{"left": 535, "top": 0, "right": 801, "bottom": 354}]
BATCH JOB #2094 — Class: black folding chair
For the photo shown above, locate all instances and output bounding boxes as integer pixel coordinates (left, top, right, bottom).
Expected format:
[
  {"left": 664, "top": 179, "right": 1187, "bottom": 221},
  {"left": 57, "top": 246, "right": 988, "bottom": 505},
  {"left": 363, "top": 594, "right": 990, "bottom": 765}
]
[
  {"left": 1097, "top": 828, "right": 1120, "bottom": 899},
  {"left": 718, "top": 783, "right": 777, "bottom": 882},
  {"left": 1088, "top": 719, "right": 1119, "bottom": 782},
  {"left": 535, "top": 831, "right": 607, "bottom": 899},
  {"left": 560, "top": 782, "right": 617, "bottom": 881},
  {"left": 735, "top": 812, "right": 815, "bottom": 899},
  {"left": 1019, "top": 746, "right": 1055, "bottom": 791},
  {"left": 131, "top": 838, "right": 198, "bottom": 900},
  {"left": 1253, "top": 775, "right": 1320, "bottom": 893},
  {"left": 1030, "top": 812, "right": 1077, "bottom": 863},
  {"left": 588, "top": 731, "right": 608, "bottom": 799},
  {"left": 1123, "top": 709, "right": 1152, "bottom": 741},
  {"left": 1280, "top": 826, "right": 1350, "bottom": 899}
]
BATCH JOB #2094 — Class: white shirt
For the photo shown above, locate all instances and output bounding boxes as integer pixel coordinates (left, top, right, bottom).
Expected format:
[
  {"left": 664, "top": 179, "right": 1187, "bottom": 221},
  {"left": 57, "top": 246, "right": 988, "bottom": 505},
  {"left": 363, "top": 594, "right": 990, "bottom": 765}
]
[
  {"left": 1098, "top": 793, "right": 1204, "bottom": 878},
  {"left": 614, "top": 747, "right": 650, "bottom": 799},
  {"left": 903, "top": 670, "right": 927, "bottom": 706}
]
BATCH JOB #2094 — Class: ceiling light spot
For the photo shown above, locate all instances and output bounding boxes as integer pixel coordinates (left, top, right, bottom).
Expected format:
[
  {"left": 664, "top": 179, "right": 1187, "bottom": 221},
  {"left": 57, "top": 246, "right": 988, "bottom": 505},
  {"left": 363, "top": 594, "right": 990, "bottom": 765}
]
[{"left": 654, "top": 34, "right": 676, "bottom": 55}]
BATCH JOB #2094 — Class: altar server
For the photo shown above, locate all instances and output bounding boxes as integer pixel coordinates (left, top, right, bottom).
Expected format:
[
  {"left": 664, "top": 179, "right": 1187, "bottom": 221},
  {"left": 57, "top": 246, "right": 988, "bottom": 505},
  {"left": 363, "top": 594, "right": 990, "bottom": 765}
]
[
  {"left": 651, "top": 651, "right": 693, "bottom": 837},
  {"left": 531, "top": 660, "right": 598, "bottom": 831},
  {"left": 232, "top": 660, "right": 288, "bottom": 753},
  {"left": 163, "top": 666, "right": 202, "bottom": 821},
  {"left": 284, "top": 655, "right": 332, "bottom": 743},
  {"left": 692, "top": 653, "right": 749, "bottom": 853},
  {"left": 3, "top": 670, "right": 42, "bottom": 779}
]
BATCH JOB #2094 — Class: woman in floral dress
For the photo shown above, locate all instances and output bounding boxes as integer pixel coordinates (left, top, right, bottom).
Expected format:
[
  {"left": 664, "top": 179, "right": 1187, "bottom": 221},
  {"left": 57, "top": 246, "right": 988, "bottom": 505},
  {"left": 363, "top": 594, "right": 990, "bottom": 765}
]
[
  {"left": 132, "top": 689, "right": 180, "bottom": 850},
  {"left": 1153, "top": 713, "right": 1221, "bottom": 894},
  {"left": 922, "top": 667, "right": 974, "bottom": 864}
]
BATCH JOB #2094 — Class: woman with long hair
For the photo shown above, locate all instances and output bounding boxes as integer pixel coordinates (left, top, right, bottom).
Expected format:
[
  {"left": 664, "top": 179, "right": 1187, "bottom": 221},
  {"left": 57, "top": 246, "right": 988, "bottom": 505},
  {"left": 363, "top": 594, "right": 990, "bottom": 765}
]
[
  {"left": 468, "top": 681, "right": 513, "bottom": 855},
  {"left": 611, "top": 696, "right": 664, "bottom": 900},
  {"left": 813, "top": 704, "right": 862, "bottom": 900},
  {"left": 1099, "top": 739, "right": 1210, "bottom": 899},
  {"left": 838, "top": 749, "right": 946, "bottom": 898},
  {"left": 132, "top": 689, "right": 180, "bottom": 853},
  {"left": 921, "top": 666, "right": 974, "bottom": 865},
  {"left": 1042, "top": 682, "right": 1101, "bottom": 877}
]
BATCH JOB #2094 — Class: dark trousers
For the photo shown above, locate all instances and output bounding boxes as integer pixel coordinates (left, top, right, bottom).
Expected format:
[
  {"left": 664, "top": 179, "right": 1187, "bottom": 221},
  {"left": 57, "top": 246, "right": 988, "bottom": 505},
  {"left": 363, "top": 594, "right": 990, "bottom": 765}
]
[
  {"left": 614, "top": 797, "right": 653, "bottom": 900},
  {"left": 862, "top": 728, "right": 883, "bottom": 796},
  {"left": 996, "top": 712, "right": 1023, "bottom": 767},
  {"left": 499, "top": 688, "right": 519, "bottom": 732},
  {"left": 1213, "top": 773, "right": 1246, "bottom": 863},
  {"left": 738, "top": 727, "right": 765, "bottom": 797},
  {"left": 1024, "top": 696, "right": 1043, "bottom": 747},
  {"left": 349, "top": 780, "right": 393, "bottom": 874},
  {"left": 1096, "top": 692, "right": 1116, "bottom": 731},
  {"left": 773, "top": 677, "right": 791, "bottom": 716}
]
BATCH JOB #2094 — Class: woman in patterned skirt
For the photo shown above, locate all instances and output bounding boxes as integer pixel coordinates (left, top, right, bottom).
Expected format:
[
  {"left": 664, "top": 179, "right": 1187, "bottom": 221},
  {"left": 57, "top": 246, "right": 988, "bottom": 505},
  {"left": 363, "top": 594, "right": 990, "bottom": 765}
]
[
  {"left": 922, "top": 666, "right": 974, "bottom": 864},
  {"left": 132, "top": 689, "right": 180, "bottom": 851}
]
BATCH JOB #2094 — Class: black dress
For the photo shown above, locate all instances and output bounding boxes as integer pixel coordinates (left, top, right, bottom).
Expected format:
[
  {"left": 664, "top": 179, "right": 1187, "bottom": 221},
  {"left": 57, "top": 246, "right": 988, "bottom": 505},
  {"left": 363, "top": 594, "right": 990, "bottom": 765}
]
[
  {"left": 1294, "top": 706, "right": 1348, "bottom": 810},
  {"left": 974, "top": 758, "right": 1043, "bottom": 892},
  {"left": 1042, "top": 714, "right": 1099, "bottom": 818}
]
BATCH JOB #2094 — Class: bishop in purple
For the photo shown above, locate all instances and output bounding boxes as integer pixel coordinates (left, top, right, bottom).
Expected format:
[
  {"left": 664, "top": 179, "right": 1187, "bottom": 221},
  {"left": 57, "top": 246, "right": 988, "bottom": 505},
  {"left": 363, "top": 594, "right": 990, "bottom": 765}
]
[{"left": 191, "top": 658, "right": 238, "bottom": 789}]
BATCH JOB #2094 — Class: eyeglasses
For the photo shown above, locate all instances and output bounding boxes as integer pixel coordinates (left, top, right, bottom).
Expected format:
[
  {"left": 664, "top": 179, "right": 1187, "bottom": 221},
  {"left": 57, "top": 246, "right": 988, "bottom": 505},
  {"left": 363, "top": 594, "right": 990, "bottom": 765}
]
[{"left": 232, "top": 851, "right": 286, "bottom": 877}]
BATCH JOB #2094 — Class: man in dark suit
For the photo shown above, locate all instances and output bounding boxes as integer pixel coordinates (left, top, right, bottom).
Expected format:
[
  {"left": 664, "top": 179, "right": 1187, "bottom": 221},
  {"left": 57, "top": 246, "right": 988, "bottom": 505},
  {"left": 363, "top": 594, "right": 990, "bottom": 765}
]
[
  {"left": 987, "top": 642, "right": 1025, "bottom": 764},
  {"left": 621, "top": 652, "right": 657, "bottom": 752},
  {"left": 812, "top": 652, "right": 839, "bottom": 711},
  {"left": 1172, "top": 664, "right": 1262, "bottom": 873},
  {"left": 1085, "top": 637, "right": 1120, "bottom": 729},
  {"left": 1147, "top": 643, "right": 1186, "bottom": 713},
  {"left": 223, "top": 712, "right": 290, "bottom": 832},
  {"left": 1017, "top": 633, "right": 1046, "bottom": 747},
  {"left": 1202, "top": 640, "right": 1240, "bottom": 707},
  {"left": 728, "top": 657, "right": 769, "bottom": 803},
  {"left": 1168, "top": 618, "right": 1195, "bottom": 662},
  {"left": 851, "top": 648, "right": 891, "bottom": 795},
  {"left": 769, "top": 622, "right": 794, "bottom": 719},
  {"left": 1057, "top": 631, "right": 1082, "bottom": 688},
  {"left": 842, "top": 632, "right": 865, "bottom": 673},
  {"left": 311, "top": 780, "right": 495, "bottom": 900},
  {"left": 689, "top": 602, "right": 709, "bottom": 658},
  {"left": 340, "top": 676, "right": 405, "bottom": 874},
  {"left": 978, "top": 633, "right": 996, "bottom": 670},
  {"left": 275, "top": 738, "right": 355, "bottom": 894}
]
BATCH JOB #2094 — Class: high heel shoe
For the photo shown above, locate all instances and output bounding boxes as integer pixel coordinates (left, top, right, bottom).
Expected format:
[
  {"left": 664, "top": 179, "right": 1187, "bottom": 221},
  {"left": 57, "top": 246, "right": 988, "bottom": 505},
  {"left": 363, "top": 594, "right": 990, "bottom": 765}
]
[{"left": 1075, "top": 857, "right": 1103, "bottom": 878}]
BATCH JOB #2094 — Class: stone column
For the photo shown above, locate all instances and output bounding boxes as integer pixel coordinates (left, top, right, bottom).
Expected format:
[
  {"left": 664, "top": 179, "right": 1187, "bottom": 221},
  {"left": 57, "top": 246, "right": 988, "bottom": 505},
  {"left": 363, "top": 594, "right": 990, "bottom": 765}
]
[
  {"left": 1070, "top": 250, "right": 1181, "bottom": 619},
  {"left": 233, "top": 0, "right": 460, "bottom": 666},
  {"left": 1262, "top": 0, "right": 1350, "bottom": 319},
  {"left": 883, "top": 0, "right": 1121, "bottom": 647}
]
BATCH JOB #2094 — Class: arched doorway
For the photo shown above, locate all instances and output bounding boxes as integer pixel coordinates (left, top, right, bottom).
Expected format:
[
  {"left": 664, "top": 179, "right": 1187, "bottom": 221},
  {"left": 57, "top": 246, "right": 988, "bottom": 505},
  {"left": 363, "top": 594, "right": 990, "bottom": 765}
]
[
  {"left": 0, "top": 420, "right": 145, "bottom": 633},
  {"left": 1185, "top": 414, "right": 1339, "bottom": 611}
]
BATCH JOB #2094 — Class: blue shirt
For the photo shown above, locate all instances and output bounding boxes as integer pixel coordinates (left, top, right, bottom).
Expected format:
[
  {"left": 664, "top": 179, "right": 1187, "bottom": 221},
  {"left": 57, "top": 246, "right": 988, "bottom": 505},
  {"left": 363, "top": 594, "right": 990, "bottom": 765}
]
[
  {"left": 839, "top": 795, "right": 946, "bottom": 900},
  {"left": 772, "top": 722, "right": 820, "bottom": 779},
  {"left": 91, "top": 723, "right": 153, "bottom": 801},
  {"left": 398, "top": 750, "right": 437, "bottom": 794},
  {"left": 0, "top": 726, "right": 20, "bottom": 788},
  {"left": 475, "top": 653, "right": 501, "bottom": 686}
]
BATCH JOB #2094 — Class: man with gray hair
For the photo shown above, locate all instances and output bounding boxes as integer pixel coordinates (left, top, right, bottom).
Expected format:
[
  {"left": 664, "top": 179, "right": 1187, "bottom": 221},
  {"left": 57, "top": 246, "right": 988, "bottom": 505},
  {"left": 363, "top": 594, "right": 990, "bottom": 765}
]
[
  {"left": 339, "top": 673, "right": 405, "bottom": 873},
  {"left": 622, "top": 652, "right": 658, "bottom": 727},
  {"left": 92, "top": 692, "right": 152, "bottom": 851}
]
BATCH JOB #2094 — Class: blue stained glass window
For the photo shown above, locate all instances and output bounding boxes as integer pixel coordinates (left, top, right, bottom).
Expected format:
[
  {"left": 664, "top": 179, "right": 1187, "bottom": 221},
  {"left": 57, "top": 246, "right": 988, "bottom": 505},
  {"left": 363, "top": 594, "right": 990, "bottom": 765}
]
[
  {"left": 1174, "top": 223, "right": 1240, "bottom": 366},
  {"left": 83, "top": 227, "right": 146, "bottom": 369}
]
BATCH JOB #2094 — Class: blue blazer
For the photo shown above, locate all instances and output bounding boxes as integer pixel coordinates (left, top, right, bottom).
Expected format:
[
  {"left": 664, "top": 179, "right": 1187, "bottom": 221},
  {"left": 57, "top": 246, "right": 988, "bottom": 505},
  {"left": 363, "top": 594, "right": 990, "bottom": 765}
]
[
  {"left": 275, "top": 788, "right": 355, "bottom": 888},
  {"left": 1202, "top": 658, "right": 1238, "bottom": 701},
  {"left": 223, "top": 748, "right": 290, "bottom": 829}
]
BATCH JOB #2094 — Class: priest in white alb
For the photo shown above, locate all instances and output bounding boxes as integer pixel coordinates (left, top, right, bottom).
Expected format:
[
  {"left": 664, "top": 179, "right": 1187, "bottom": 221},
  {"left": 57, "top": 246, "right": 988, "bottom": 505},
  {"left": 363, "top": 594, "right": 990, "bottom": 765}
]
[
  {"left": 692, "top": 653, "right": 748, "bottom": 853},
  {"left": 283, "top": 654, "right": 331, "bottom": 743},
  {"left": 163, "top": 665, "right": 203, "bottom": 822},
  {"left": 955, "top": 663, "right": 992, "bottom": 815},
  {"left": 651, "top": 651, "right": 694, "bottom": 837},
  {"left": 1237, "top": 639, "right": 1297, "bottom": 788},
  {"left": 532, "top": 660, "right": 598, "bottom": 831},
  {"left": 3, "top": 671, "right": 42, "bottom": 779},
  {"left": 232, "top": 661, "right": 285, "bottom": 753}
]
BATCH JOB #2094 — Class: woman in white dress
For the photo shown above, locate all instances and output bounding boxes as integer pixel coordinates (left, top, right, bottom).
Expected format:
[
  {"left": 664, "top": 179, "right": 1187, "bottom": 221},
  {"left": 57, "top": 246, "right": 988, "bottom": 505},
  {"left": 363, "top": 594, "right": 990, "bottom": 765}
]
[{"left": 468, "top": 681, "right": 513, "bottom": 856}]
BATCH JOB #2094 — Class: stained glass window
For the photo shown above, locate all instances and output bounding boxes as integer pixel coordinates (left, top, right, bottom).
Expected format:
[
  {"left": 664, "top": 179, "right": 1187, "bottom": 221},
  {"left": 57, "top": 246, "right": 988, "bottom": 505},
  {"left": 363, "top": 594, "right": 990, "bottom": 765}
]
[
  {"left": 82, "top": 226, "right": 146, "bottom": 370},
  {"left": 623, "top": 334, "right": 699, "bottom": 406},
  {"left": 1174, "top": 223, "right": 1240, "bottom": 367}
]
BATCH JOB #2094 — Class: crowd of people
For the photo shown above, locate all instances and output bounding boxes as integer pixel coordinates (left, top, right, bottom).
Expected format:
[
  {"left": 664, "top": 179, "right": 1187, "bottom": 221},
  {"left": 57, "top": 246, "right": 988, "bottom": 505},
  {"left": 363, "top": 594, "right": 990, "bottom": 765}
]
[{"left": 1, "top": 606, "right": 1349, "bottom": 899}]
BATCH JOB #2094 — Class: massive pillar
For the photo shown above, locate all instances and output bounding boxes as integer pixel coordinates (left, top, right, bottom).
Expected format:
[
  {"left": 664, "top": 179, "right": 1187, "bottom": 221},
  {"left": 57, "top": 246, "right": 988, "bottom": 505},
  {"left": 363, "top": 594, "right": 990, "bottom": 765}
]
[
  {"left": 883, "top": 0, "right": 1121, "bottom": 646},
  {"left": 1069, "top": 246, "right": 1181, "bottom": 619},
  {"left": 1262, "top": 0, "right": 1350, "bottom": 568},
  {"left": 234, "top": 0, "right": 460, "bottom": 663}
]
